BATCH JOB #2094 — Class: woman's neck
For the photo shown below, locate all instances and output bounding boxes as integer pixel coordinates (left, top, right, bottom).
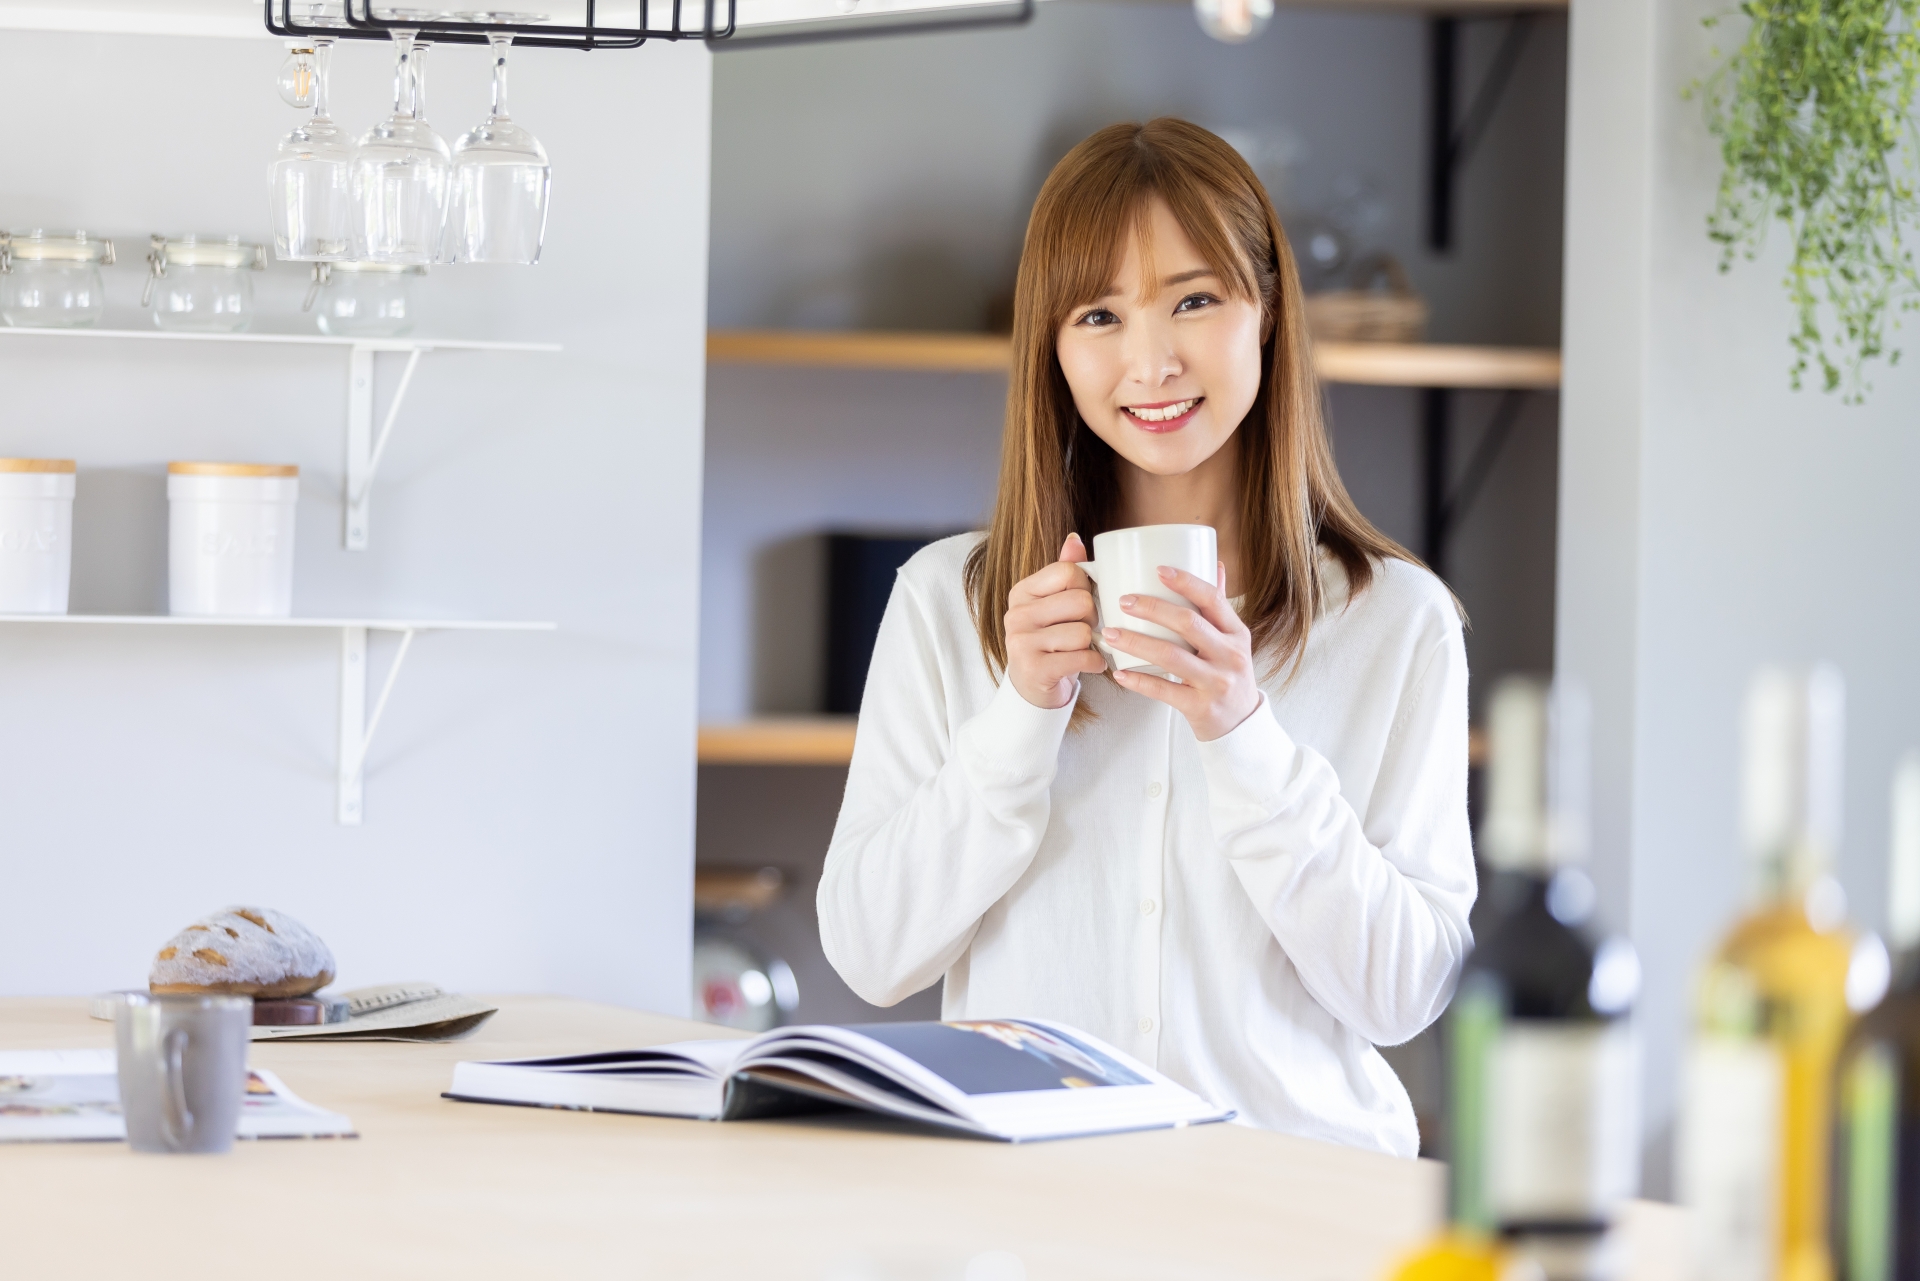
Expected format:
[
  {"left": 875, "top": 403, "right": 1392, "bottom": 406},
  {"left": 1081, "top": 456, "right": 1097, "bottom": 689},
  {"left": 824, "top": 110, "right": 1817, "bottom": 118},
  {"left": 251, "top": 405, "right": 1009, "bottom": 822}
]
[{"left": 1115, "top": 442, "right": 1244, "bottom": 595}]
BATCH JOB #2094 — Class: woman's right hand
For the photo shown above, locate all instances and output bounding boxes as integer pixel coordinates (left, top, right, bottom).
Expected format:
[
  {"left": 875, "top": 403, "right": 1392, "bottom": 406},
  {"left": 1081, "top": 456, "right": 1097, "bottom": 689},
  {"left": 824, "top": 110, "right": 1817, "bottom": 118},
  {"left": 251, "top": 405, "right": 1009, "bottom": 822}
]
[{"left": 1005, "top": 533, "right": 1106, "bottom": 710}]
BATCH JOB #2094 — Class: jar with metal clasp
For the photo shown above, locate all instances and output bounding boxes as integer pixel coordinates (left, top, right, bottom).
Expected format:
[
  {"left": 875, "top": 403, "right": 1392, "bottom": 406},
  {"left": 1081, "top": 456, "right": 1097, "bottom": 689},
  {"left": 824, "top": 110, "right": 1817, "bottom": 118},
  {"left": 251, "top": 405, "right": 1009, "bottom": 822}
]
[
  {"left": 303, "top": 260, "right": 426, "bottom": 337},
  {"left": 0, "top": 231, "right": 116, "bottom": 329},
  {"left": 143, "top": 235, "right": 266, "bottom": 333}
]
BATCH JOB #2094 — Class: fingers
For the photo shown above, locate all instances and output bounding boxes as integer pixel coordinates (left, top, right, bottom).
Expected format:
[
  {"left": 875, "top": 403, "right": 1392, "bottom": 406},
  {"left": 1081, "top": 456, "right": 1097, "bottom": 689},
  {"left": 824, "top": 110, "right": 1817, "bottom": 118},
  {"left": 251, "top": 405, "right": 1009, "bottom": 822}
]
[
  {"left": 1015, "top": 618, "right": 1097, "bottom": 655},
  {"left": 1007, "top": 588, "right": 1096, "bottom": 635},
  {"left": 1010, "top": 558, "right": 1093, "bottom": 608},
  {"left": 1059, "top": 532, "right": 1088, "bottom": 564},
  {"left": 1101, "top": 626, "right": 1208, "bottom": 684},
  {"left": 1114, "top": 592, "right": 1221, "bottom": 654},
  {"left": 1024, "top": 647, "right": 1109, "bottom": 689},
  {"left": 1156, "top": 564, "right": 1244, "bottom": 636},
  {"left": 1110, "top": 666, "right": 1198, "bottom": 713}
]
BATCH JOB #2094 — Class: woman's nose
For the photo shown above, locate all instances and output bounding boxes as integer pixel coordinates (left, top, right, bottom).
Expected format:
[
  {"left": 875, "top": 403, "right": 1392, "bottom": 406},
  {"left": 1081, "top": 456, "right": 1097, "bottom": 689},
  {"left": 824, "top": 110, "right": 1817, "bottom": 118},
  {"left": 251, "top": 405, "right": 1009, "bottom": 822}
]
[{"left": 1121, "top": 315, "right": 1182, "bottom": 386}]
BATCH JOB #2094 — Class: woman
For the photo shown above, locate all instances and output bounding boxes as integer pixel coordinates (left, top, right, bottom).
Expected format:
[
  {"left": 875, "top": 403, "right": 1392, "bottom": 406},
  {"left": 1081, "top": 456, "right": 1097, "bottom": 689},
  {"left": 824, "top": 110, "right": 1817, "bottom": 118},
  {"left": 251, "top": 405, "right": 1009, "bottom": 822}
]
[{"left": 816, "top": 118, "right": 1474, "bottom": 1157}]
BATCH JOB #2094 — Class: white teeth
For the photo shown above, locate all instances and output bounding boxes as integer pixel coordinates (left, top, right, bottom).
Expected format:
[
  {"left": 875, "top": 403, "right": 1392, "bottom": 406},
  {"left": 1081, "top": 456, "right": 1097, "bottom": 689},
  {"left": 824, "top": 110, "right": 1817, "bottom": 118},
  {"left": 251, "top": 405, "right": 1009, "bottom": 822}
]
[{"left": 1126, "top": 399, "right": 1198, "bottom": 423}]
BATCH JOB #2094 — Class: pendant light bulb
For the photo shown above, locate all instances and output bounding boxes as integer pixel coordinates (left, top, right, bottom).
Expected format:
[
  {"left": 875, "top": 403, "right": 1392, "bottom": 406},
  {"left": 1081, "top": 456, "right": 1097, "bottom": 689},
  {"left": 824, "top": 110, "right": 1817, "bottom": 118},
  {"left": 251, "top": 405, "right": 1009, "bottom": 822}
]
[
  {"left": 1193, "top": 0, "right": 1271, "bottom": 44},
  {"left": 277, "top": 43, "right": 317, "bottom": 109}
]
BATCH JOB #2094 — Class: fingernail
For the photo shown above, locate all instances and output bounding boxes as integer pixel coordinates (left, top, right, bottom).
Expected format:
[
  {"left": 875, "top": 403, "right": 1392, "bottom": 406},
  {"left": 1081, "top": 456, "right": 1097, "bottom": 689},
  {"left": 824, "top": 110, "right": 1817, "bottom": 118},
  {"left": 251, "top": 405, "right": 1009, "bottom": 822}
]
[
  {"left": 1119, "top": 595, "right": 1137, "bottom": 609},
  {"left": 1158, "top": 565, "right": 1175, "bottom": 579},
  {"left": 1102, "top": 627, "right": 1120, "bottom": 640}
]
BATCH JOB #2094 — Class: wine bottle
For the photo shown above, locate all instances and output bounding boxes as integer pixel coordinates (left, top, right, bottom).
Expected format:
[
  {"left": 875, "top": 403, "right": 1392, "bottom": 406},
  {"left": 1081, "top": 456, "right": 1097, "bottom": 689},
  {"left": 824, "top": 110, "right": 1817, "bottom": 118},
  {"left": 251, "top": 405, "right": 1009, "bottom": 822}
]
[
  {"left": 1831, "top": 752, "right": 1920, "bottom": 1281},
  {"left": 1392, "top": 677, "right": 1640, "bottom": 1281},
  {"left": 1679, "top": 666, "right": 1856, "bottom": 1281}
]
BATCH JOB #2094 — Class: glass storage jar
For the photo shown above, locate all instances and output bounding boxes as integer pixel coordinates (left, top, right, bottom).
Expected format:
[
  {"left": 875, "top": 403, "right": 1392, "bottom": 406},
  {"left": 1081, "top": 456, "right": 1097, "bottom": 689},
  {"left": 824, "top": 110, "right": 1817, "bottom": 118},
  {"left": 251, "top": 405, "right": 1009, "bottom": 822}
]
[
  {"left": 0, "top": 231, "right": 116, "bottom": 329},
  {"left": 308, "top": 261, "right": 425, "bottom": 337},
  {"left": 144, "top": 235, "right": 266, "bottom": 333}
]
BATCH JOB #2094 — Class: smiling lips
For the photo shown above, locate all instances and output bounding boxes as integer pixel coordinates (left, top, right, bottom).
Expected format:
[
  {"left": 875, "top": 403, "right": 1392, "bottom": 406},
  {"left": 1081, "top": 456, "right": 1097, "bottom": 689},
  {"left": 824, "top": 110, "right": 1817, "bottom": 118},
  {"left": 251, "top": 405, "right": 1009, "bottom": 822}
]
[{"left": 1122, "top": 397, "right": 1203, "bottom": 432}]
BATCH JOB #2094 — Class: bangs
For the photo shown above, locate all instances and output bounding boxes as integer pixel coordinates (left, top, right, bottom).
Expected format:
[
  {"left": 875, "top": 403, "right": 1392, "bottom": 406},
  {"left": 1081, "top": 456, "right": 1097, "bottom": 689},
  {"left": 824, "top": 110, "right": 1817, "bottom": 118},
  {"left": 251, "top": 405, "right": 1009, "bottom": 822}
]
[{"left": 1039, "top": 161, "right": 1265, "bottom": 328}]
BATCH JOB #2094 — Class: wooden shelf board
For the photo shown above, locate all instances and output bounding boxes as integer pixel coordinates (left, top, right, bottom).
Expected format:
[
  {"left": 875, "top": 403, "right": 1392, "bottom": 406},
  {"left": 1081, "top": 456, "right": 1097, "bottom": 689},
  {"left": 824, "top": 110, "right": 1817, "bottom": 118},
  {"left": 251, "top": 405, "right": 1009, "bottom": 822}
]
[
  {"left": 698, "top": 716, "right": 1479, "bottom": 767},
  {"left": 699, "top": 717, "right": 857, "bottom": 765},
  {"left": 1315, "top": 341, "right": 1560, "bottom": 389},
  {"left": 708, "top": 330, "right": 1559, "bottom": 390},
  {"left": 708, "top": 329, "right": 1011, "bottom": 373}
]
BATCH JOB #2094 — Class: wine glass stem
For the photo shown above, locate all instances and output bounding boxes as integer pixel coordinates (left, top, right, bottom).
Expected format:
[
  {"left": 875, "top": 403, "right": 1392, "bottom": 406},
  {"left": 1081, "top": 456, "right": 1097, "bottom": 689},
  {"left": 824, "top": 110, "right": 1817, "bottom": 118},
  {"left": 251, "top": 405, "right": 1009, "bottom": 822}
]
[
  {"left": 311, "top": 38, "right": 334, "bottom": 121},
  {"left": 489, "top": 34, "right": 513, "bottom": 122},
  {"left": 390, "top": 29, "right": 418, "bottom": 119},
  {"left": 414, "top": 42, "right": 431, "bottom": 122}
]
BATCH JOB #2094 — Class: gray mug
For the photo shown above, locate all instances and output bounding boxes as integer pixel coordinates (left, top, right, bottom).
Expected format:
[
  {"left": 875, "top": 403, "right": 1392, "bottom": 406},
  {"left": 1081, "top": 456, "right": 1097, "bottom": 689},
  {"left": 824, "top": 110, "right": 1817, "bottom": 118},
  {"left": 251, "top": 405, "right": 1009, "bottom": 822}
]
[{"left": 113, "top": 993, "right": 252, "bottom": 1154}]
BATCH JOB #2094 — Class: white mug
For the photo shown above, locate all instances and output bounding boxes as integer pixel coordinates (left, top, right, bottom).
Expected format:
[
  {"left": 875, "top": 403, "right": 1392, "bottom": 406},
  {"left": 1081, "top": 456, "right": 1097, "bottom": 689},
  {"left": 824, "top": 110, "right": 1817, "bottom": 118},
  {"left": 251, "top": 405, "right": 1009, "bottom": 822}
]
[{"left": 1082, "top": 524, "right": 1217, "bottom": 676}]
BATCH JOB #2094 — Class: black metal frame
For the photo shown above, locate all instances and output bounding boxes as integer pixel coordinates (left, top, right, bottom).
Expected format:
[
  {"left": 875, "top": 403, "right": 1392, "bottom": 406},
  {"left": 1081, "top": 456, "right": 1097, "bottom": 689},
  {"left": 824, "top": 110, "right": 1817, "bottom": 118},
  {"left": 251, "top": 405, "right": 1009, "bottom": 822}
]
[
  {"left": 1420, "top": 387, "right": 1533, "bottom": 578},
  {"left": 713, "top": 0, "right": 1031, "bottom": 49},
  {"left": 1425, "top": 13, "right": 1535, "bottom": 253},
  {"left": 264, "top": 0, "right": 733, "bottom": 49}
]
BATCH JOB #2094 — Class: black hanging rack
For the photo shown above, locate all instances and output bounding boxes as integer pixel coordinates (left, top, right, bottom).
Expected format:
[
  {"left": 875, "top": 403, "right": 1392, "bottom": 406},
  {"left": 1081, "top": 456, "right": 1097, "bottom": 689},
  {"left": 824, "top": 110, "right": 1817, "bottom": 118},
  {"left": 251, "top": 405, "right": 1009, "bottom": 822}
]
[{"left": 264, "top": 0, "right": 734, "bottom": 50}]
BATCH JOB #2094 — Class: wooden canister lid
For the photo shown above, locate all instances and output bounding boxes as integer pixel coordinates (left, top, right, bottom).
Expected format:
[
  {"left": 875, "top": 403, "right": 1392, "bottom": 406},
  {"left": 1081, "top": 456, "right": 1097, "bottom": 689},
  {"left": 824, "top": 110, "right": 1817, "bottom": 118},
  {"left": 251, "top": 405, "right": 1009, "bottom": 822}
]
[
  {"left": 0, "top": 459, "right": 76, "bottom": 473},
  {"left": 167, "top": 462, "right": 298, "bottom": 478}
]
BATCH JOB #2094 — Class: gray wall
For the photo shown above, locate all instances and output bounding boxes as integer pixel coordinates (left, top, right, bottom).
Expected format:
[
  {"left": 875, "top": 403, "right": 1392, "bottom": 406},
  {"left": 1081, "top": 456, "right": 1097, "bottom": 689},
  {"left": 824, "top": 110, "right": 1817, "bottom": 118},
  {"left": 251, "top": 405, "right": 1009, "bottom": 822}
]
[
  {"left": 0, "top": 30, "right": 711, "bottom": 1012},
  {"left": 1561, "top": 0, "right": 1920, "bottom": 1190}
]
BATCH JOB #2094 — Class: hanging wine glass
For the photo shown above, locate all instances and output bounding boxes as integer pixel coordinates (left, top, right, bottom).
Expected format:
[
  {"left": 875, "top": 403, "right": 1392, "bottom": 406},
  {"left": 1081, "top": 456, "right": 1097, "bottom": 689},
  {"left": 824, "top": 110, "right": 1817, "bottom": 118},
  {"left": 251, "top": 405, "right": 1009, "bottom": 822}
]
[
  {"left": 445, "top": 13, "right": 551, "bottom": 265},
  {"left": 267, "top": 4, "right": 354, "bottom": 261},
  {"left": 350, "top": 11, "right": 452, "bottom": 265}
]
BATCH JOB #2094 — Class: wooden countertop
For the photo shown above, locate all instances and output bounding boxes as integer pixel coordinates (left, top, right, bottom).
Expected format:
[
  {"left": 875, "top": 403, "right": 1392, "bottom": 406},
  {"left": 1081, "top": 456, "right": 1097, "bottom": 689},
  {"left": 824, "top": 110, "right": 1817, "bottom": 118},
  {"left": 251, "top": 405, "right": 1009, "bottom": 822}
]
[{"left": 0, "top": 996, "right": 1686, "bottom": 1279}]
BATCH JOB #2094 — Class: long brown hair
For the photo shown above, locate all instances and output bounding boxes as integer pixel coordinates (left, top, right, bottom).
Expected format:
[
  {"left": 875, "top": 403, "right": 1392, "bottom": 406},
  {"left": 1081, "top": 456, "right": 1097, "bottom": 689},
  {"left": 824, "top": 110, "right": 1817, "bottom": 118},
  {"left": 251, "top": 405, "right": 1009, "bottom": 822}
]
[{"left": 964, "top": 117, "right": 1417, "bottom": 684}]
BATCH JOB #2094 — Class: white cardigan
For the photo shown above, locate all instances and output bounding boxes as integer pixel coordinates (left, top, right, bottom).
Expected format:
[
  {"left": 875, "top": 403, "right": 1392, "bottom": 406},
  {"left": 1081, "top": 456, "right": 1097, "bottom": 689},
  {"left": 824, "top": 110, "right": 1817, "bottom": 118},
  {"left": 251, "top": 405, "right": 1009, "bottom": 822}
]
[{"left": 817, "top": 533, "right": 1475, "bottom": 1156}]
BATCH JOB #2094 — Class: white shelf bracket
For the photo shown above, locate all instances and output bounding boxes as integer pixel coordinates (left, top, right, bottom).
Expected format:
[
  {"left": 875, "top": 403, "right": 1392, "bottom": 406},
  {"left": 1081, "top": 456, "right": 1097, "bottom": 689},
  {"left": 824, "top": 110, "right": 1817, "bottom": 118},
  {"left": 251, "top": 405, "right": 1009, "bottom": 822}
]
[
  {"left": 337, "top": 625, "right": 418, "bottom": 825},
  {"left": 344, "top": 345, "right": 426, "bottom": 552}
]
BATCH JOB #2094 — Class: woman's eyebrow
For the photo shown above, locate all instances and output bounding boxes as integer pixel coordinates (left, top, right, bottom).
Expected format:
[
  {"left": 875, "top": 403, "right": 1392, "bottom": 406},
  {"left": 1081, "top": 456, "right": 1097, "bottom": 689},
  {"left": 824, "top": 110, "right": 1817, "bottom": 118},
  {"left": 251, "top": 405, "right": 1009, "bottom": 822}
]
[{"left": 1162, "top": 268, "right": 1217, "bottom": 287}]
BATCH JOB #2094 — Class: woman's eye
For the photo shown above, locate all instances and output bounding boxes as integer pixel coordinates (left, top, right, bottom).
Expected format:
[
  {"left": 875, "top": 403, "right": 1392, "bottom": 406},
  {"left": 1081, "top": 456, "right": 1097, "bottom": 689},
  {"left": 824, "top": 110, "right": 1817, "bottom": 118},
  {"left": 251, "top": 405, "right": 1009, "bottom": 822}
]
[
  {"left": 1174, "top": 293, "right": 1219, "bottom": 314},
  {"left": 1076, "top": 308, "right": 1119, "bottom": 328}
]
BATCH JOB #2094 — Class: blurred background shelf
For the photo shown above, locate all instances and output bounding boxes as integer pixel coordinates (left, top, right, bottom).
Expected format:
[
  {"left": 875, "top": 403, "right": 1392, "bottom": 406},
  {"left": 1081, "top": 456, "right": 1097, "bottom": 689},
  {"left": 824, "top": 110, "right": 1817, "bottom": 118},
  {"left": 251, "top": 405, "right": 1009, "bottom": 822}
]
[
  {"left": 707, "top": 329, "right": 1560, "bottom": 389},
  {"left": 699, "top": 717, "right": 858, "bottom": 764}
]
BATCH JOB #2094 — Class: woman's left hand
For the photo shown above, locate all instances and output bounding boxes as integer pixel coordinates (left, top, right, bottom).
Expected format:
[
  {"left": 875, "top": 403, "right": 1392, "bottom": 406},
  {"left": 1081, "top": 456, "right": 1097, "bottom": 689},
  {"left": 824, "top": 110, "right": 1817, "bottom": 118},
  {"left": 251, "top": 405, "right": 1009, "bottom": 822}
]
[{"left": 1103, "top": 563, "right": 1263, "bottom": 743}]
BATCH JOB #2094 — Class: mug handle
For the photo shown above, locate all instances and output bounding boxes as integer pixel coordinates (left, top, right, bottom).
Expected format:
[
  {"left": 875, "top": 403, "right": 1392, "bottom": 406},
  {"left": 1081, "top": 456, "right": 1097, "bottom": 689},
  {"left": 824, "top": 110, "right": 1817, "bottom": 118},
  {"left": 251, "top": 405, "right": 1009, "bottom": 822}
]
[
  {"left": 1078, "top": 560, "right": 1115, "bottom": 662},
  {"left": 160, "top": 1027, "right": 194, "bottom": 1150}
]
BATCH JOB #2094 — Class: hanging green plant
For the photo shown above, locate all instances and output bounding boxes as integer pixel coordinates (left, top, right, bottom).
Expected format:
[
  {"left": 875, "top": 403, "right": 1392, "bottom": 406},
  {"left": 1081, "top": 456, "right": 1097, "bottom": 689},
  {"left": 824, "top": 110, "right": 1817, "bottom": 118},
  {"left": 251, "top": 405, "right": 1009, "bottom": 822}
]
[{"left": 1691, "top": 0, "right": 1920, "bottom": 401}]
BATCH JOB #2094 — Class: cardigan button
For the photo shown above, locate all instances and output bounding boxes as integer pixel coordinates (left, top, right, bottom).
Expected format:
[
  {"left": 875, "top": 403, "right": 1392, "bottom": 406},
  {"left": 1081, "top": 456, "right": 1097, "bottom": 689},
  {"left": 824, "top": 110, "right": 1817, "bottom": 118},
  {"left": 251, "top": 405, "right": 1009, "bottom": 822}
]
[
  {"left": 1146, "top": 781, "right": 1162, "bottom": 798},
  {"left": 1138, "top": 1017, "right": 1155, "bottom": 1034}
]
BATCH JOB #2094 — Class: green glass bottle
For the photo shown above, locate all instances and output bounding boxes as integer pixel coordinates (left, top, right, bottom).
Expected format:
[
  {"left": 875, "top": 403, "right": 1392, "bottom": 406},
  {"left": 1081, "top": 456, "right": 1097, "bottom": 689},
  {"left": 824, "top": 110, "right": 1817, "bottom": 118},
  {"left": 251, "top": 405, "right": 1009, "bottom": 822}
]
[{"left": 1444, "top": 677, "right": 1640, "bottom": 1281}]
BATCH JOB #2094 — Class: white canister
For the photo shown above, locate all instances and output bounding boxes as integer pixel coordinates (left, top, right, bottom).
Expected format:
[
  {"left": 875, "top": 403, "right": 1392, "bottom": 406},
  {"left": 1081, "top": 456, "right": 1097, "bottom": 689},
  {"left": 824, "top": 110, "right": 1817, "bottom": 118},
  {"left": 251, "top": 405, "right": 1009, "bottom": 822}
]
[
  {"left": 0, "top": 459, "right": 76, "bottom": 614},
  {"left": 167, "top": 462, "right": 298, "bottom": 618}
]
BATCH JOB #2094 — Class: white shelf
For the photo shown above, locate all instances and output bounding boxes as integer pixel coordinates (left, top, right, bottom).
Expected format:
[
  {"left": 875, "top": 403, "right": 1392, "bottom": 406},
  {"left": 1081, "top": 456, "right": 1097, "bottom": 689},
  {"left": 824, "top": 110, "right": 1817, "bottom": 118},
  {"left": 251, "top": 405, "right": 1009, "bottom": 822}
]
[
  {"left": 0, "top": 327, "right": 561, "bottom": 354},
  {"left": 0, "top": 325, "right": 561, "bottom": 551},
  {"left": 0, "top": 613, "right": 554, "bottom": 631},
  {"left": 0, "top": 613, "right": 557, "bottom": 825}
]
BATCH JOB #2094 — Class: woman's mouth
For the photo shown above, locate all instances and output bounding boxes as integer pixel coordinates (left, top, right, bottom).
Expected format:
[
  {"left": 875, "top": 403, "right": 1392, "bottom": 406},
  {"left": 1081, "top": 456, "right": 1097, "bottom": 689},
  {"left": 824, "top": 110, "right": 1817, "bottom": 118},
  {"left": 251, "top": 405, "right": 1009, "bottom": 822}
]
[{"left": 1122, "top": 398, "right": 1203, "bottom": 433}]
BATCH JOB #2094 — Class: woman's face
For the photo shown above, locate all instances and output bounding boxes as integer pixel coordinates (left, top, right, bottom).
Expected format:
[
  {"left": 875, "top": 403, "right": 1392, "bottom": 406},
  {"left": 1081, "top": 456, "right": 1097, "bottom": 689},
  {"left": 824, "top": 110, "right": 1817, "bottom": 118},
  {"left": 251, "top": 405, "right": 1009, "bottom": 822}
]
[{"left": 1055, "top": 196, "right": 1265, "bottom": 482}]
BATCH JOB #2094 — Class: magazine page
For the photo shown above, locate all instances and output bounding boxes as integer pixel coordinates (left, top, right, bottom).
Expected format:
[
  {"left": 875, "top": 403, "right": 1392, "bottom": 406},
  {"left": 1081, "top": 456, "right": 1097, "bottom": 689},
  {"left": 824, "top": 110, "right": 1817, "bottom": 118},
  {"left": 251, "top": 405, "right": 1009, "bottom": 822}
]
[
  {"left": 464, "top": 1038, "right": 746, "bottom": 1079},
  {"left": 0, "top": 1050, "right": 355, "bottom": 1142},
  {"left": 737, "top": 1019, "right": 1230, "bottom": 1139},
  {"left": 728, "top": 1054, "right": 976, "bottom": 1132},
  {"left": 0, "top": 1050, "right": 122, "bottom": 1141}
]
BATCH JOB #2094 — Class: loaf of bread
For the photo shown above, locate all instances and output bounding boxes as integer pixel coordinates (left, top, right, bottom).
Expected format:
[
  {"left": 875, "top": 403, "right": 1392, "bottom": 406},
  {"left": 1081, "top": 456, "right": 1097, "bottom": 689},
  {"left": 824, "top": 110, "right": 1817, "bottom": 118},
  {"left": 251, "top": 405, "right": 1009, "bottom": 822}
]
[{"left": 149, "top": 906, "right": 335, "bottom": 998}]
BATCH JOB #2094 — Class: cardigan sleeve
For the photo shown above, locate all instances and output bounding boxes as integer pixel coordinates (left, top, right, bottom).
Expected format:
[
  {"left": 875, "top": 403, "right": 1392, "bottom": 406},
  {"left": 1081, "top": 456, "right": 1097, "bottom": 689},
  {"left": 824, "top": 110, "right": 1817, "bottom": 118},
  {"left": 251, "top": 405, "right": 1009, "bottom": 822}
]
[
  {"left": 1195, "top": 626, "right": 1476, "bottom": 1046},
  {"left": 817, "top": 572, "right": 1072, "bottom": 1007}
]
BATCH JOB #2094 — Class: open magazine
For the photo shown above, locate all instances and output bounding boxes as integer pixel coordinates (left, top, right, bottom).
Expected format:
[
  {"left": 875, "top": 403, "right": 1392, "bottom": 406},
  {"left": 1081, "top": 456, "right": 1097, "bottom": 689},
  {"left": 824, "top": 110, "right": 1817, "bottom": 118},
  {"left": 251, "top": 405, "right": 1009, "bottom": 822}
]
[
  {"left": 446, "top": 1018, "right": 1231, "bottom": 1142},
  {"left": 0, "top": 1050, "right": 355, "bottom": 1142}
]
